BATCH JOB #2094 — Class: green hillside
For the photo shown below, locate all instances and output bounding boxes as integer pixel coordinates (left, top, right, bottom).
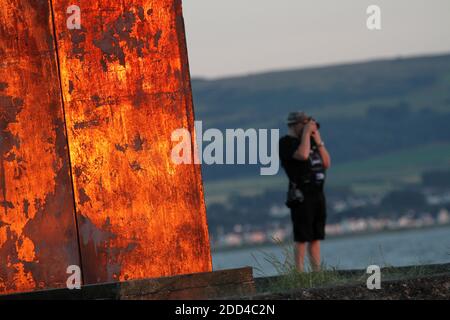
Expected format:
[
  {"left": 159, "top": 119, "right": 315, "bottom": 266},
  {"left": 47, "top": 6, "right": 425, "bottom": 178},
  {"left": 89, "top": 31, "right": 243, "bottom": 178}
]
[
  {"left": 192, "top": 53, "right": 450, "bottom": 189},
  {"left": 203, "top": 142, "right": 450, "bottom": 204},
  {"left": 193, "top": 53, "right": 450, "bottom": 127},
  {"left": 190, "top": 53, "right": 450, "bottom": 207}
]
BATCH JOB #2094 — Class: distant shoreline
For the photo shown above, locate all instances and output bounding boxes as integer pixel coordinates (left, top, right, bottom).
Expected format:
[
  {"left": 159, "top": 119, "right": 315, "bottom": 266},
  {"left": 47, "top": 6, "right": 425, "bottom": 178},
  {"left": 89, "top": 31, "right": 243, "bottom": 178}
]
[{"left": 211, "top": 223, "right": 450, "bottom": 254}]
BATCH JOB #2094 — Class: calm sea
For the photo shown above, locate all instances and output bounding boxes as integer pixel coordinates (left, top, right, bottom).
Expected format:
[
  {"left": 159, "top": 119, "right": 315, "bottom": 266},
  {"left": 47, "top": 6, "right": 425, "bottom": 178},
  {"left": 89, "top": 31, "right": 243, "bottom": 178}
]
[{"left": 212, "top": 225, "right": 450, "bottom": 277}]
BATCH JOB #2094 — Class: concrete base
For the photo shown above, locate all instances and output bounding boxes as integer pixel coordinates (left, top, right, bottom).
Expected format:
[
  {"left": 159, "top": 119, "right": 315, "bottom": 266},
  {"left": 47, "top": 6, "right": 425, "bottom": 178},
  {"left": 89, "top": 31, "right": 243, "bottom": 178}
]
[{"left": 0, "top": 267, "right": 255, "bottom": 300}]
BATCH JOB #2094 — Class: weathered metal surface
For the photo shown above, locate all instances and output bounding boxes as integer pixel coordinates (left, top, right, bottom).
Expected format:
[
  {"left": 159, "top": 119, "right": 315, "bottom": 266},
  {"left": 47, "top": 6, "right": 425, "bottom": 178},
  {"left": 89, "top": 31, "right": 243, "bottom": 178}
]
[
  {"left": 52, "top": 0, "right": 212, "bottom": 283},
  {"left": 0, "top": 0, "right": 81, "bottom": 294}
]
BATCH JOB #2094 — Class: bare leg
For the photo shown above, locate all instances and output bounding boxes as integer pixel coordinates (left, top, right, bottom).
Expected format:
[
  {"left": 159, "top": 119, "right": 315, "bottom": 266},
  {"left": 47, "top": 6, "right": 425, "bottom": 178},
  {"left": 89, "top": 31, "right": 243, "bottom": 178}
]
[
  {"left": 294, "top": 242, "right": 306, "bottom": 272},
  {"left": 308, "top": 240, "right": 321, "bottom": 272}
]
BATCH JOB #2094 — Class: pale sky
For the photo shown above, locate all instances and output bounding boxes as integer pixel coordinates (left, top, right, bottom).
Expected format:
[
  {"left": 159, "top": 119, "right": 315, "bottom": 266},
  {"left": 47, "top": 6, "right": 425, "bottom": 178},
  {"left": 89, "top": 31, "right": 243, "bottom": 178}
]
[{"left": 183, "top": 0, "right": 450, "bottom": 78}]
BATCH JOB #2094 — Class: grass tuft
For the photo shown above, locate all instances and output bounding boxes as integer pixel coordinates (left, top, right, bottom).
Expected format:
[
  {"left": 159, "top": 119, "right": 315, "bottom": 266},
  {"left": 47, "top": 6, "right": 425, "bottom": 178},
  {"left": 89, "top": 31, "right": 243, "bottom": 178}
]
[
  {"left": 252, "top": 238, "right": 449, "bottom": 294},
  {"left": 254, "top": 238, "right": 359, "bottom": 293}
]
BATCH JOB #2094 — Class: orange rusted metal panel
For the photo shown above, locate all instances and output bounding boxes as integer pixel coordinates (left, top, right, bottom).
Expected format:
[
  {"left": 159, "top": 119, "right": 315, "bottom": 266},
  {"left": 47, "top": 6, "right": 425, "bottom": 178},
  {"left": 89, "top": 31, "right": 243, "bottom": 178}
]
[
  {"left": 0, "top": 1, "right": 81, "bottom": 294},
  {"left": 52, "top": 0, "right": 212, "bottom": 283}
]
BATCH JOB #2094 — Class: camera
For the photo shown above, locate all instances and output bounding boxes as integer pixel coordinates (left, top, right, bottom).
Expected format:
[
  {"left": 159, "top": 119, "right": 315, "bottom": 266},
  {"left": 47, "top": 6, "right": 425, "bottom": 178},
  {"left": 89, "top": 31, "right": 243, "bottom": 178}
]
[
  {"left": 307, "top": 117, "right": 321, "bottom": 129},
  {"left": 286, "top": 182, "right": 304, "bottom": 208}
]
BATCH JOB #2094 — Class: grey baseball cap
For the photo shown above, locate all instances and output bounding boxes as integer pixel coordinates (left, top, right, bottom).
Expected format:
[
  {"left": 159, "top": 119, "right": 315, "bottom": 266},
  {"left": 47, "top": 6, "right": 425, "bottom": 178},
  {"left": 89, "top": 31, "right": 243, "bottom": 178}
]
[{"left": 286, "top": 111, "right": 308, "bottom": 125}]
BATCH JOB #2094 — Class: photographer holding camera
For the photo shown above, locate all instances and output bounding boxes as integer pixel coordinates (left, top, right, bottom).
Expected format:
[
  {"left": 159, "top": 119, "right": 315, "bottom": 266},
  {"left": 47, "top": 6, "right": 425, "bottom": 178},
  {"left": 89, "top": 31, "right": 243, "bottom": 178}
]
[{"left": 279, "top": 111, "right": 331, "bottom": 272}]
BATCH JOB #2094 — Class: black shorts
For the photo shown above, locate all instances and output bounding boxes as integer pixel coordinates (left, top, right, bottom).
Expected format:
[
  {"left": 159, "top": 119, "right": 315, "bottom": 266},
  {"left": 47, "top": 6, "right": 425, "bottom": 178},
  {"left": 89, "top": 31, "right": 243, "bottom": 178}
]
[{"left": 290, "top": 190, "right": 327, "bottom": 242}]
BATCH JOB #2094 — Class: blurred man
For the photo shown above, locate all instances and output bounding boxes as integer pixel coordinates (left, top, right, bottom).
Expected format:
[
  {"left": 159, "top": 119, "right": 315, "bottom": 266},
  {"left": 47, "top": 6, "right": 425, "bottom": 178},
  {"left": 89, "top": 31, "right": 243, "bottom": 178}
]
[{"left": 279, "top": 111, "right": 331, "bottom": 272}]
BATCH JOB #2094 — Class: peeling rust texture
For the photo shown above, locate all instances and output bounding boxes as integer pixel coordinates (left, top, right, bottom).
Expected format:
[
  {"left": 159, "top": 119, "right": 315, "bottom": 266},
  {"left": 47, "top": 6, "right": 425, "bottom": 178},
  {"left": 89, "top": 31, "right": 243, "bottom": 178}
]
[
  {"left": 0, "top": 0, "right": 81, "bottom": 294},
  {"left": 53, "top": 0, "right": 212, "bottom": 283}
]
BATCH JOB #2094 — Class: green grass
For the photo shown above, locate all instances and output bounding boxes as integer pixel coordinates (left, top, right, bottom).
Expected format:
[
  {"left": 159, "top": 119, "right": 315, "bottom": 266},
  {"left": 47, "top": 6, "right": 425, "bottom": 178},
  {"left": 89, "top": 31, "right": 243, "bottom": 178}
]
[
  {"left": 203, "top": 142, "right": 450, "bottom": 203},
  {"left": 380, "top": 264, "right": 436, "bottom": 281},
  {"left": 252, "top": 240, "right": 353, "bottom": 292},
  {"left": 329, "top": 142, "right": 450, "bottom": 185},
  {"left": 307, "top": 86, "right": 450, "bottom": 122},
  {"left": 204, "top": 175, "right": 285, "bottom": 204},
  {"left": 251, "top": 239, "right": 449, "bottom": 294}
]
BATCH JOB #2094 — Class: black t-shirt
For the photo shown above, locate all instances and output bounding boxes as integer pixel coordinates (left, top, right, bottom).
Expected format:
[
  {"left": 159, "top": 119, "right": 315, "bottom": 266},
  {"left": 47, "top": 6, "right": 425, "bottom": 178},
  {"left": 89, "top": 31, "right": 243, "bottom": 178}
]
[{"left": 279, "top": 135, "right": 326, "bottom": 190}]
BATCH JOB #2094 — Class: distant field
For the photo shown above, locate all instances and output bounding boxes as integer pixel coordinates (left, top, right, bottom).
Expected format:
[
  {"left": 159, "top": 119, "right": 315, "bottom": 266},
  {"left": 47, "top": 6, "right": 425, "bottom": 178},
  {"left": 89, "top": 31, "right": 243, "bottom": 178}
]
[
  {"left": 198, "top": 75, "right": 450, "bottom": 125},
  {"left": 203, "top": 142, "right": 450, "bottom": 204}
]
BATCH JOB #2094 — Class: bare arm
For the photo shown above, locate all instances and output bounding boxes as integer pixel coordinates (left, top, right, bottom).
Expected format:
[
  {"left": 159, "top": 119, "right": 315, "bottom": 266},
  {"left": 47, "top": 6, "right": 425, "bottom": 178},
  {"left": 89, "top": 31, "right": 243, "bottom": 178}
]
[
  {"left": 293, "top": 126, "right": 313, "bottom": 161},
  {"left": 317, "top": 144, "right": 331, "bottom": 169},
  {"left": 293, "top": 121, "right": 331, "bottom": 169},
  {"left": 312, "top": 129, "right": 331, "bottom": 169}
]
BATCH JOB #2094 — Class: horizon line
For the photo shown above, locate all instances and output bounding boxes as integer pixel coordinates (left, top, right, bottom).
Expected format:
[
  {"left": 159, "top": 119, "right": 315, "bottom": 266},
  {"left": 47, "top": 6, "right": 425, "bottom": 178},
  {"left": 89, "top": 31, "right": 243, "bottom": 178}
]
[{"left": 190, "top": 50, "right": 450, "bottom": 82}]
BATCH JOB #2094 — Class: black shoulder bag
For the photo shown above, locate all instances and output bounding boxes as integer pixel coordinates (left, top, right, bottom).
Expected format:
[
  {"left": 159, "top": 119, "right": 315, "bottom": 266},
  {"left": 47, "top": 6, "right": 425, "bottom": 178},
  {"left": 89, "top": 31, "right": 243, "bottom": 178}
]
[{"left": 285, "top": 181, "right": 304, "bottom": 209}]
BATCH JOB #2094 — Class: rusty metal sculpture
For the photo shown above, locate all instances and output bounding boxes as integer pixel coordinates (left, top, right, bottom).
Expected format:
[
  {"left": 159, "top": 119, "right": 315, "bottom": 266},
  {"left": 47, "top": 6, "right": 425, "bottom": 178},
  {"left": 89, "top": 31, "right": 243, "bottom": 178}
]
[{"left": 0, "top": 0, "right": 212, "bottom": 295}]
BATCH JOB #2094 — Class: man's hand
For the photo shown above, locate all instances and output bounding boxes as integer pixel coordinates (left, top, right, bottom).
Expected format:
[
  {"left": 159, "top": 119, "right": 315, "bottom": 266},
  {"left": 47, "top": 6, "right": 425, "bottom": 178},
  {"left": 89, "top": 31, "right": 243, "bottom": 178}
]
[{"left": 303, "top": 121, "right": 317, "bottom": 137}]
